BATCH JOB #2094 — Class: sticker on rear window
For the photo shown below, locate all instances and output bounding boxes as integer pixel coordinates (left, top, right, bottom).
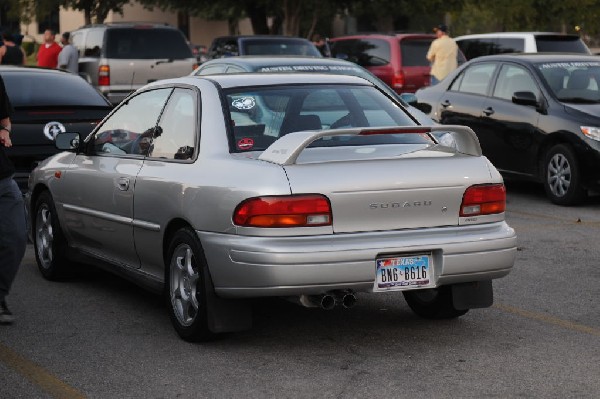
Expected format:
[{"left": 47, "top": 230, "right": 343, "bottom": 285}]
[
  {"left": 237, "top": 137, "right": 254, "bottom": 151},
  {"left": 232, "top": 97, "right": 256, "bottom": 110}
]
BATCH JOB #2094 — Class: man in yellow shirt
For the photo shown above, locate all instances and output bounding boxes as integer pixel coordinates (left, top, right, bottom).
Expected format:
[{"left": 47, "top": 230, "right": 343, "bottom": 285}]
[{"left": 426, "top": 24, "right": 458, "bottom": 85}]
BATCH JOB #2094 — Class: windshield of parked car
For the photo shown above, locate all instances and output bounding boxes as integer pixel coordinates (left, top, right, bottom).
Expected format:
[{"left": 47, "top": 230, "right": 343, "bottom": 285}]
[
  {"left": 3, "top": 72, "right": 110, "bottom": 107},
  {"left": 537, "top": 61, "right": 600, "bottom": 103},
  {"left": 242, "top": 39, "right": 322, "bottom": 57},
  {"left": 224, "top": 84, "right": 425, "bottom": 153},
  {"left": 105, "top": 28, "right": 193, "bottom": 59}
]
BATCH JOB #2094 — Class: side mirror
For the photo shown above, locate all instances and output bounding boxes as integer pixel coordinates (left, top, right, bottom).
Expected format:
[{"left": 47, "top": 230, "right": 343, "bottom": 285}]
[
  {"left": 400, "top": 93, "right": 418, "bottom": 106},
  {"left": 512, "top": 91, "right": 538, "bottom": 106},
  {"left": 55, "top": 132, "right": 81, "bottom": 151}
]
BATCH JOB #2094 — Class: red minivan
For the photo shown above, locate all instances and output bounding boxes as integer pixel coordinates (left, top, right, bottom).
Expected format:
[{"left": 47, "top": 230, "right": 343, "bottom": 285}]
[{"left": 330, "top": 33, "right": 466, "bottom": 94}]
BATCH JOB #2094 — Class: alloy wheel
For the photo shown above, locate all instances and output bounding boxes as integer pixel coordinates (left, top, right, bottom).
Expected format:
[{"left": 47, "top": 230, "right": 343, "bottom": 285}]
[
  {"left": 170, "top": 244, "right": 200, "bottom": 327},
  {"left": 35, "top": 204, "right": 54, "bottom": 270},
  {"left": 547, "top": 153, "right": 571, "bottom": 198}
]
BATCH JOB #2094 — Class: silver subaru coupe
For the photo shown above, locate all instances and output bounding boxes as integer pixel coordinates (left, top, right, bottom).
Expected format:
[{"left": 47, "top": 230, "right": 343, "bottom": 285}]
[{"left": 26, "top": 73, "right": 517, "bottom": 341}]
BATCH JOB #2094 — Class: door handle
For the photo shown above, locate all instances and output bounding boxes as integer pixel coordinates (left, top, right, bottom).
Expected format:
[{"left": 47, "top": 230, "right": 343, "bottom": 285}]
[
  {"left": 483, "top": 107, "right": 495, "bottom": 116},
  {"left": 117, "top": 177, "right": 130, "bottom": 191},
  {"left": 441, "top": 100, "right": 451, "bottom": 108}
]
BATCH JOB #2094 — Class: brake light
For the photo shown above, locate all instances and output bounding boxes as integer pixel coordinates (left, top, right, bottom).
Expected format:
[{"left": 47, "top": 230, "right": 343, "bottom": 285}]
[
  {"left": 460, "top": 184, "right": 506, "bottom": 217},
  {"left": 392, "top": 71, "right": 405, "bottom": 89},
  {"left": 233, "top": 195, "right": 332, "bottom": 227},
  {"left": 98, "top": 65, "right": 110, "bottom": 86}
]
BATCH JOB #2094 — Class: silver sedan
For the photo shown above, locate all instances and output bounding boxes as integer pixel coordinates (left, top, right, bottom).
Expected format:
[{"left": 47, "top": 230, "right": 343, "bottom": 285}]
[{"left": 26, "top": 73, "right": 517, "bottom": 341}]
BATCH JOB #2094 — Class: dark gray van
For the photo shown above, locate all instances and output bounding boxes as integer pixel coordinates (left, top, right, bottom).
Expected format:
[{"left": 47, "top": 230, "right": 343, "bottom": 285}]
[{"left": 70, "top": 22, "right": 196, "bottom": 104}]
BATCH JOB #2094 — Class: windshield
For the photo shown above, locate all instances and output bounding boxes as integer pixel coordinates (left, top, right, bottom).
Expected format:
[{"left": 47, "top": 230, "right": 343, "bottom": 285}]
[
  {"left": 537, "top": 61, "right": 600, "bottom": 103},
  {"left": 242, "top": 39, "right": 322, "bottom": 57},
  {"left": 224, "top": 84, "right": 422, "bottom": 153},
  {"left": 105, "top": 28, "right": 193, "bottom": 59}
]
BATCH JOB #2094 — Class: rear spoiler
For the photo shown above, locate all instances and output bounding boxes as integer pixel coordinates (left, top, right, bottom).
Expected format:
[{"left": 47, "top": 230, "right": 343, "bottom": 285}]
[{"left": 258, "top": 125, "right": 481, "bottom": 166}]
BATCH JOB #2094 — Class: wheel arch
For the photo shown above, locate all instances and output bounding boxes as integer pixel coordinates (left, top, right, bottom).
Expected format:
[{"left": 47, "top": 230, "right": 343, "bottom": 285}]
[{"left": 536, "top": 130, "right": 585, "bottom": 180}]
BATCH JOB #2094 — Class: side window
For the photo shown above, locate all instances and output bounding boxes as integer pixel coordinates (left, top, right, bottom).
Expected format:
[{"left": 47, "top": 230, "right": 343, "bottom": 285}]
[
  {"left": 84, "top": 29, "right": 104, "bottom": 57},
  {"left": 71, "top": 31, "right": 85, "bottom": 57},
  {"left": 151, "top": 88, "right": 198, "bottom": 160},
  {"left": 453, "top": 63, "right": 497, "bottom": 96},
  {"left": 331, "top": 39, "right": 390, "bottom": 67},
  {"left": 92, "top": 88, "right": 172, "bottom": 156},
  {"left": 493, "top": 64, "right": 540, "bottom": 101},
  {"left": 496, "top": 38, "right": 525, "bottom": 54},
  {"left": 458, "top": 38, "right": 496, "bottom": 60},
  {"left": 197, "top": 65, "right": 226, "bottom": 75},
  {"left": 226, "top": 65, "right": 246, "bottom": 73}
]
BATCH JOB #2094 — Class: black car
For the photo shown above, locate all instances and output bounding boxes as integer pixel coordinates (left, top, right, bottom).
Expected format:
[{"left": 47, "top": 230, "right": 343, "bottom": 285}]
[
  {"left": 191, "top": 56, "right": 434, "bottom": 125},
  {"left": 207, "top": 36, "right": 322, "bottom": 59},
  {"left": 2, "top": 66, "right": 113, "bottom": 191},
  {"left": 415, "top": 53, "right": 600, "bottom": 205}
]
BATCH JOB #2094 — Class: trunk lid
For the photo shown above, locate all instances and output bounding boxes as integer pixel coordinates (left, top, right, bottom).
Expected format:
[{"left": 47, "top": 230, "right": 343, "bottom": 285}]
[{"left": 283, "top": 146, "right": 491, "bottom": 233}]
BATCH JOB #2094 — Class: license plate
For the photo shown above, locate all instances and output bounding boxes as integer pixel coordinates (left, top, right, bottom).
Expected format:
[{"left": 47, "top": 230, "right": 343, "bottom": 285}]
[{"left": 374, "top": 254, "right": 433, "bottom": 291}]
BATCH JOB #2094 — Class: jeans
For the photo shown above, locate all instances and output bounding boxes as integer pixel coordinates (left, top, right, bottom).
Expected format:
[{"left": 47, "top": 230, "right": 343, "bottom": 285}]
[
  {"left": 430, "top": 75, "right": 440, "bottom": 86},
  {"left": 0, "top": 176, "right": 26, "bottom": 301}
]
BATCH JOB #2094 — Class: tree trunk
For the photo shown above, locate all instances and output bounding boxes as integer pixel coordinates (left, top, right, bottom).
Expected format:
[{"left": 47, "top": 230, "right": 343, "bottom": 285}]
[
  {"left": 283, "top": 0, "right": 303, "bottom": 36},
  {"left": 84, "top": 9, "right": 92, "bottom": 25},
  {"left": 246, "top": 5, "right": 270, "bottom": 34}
]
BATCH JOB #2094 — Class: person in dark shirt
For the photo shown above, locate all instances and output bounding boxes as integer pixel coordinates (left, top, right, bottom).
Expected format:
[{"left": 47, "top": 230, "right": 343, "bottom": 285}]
[
  {"left": 0, "top": 74, "right": 26, "bottom": 325},
  {"left": 0, "top": 32, "right": 26, "bottom": 66}
]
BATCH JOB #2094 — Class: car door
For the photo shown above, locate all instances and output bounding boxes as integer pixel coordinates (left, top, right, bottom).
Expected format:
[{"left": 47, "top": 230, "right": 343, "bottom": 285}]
[
  {"left": 478, "top": 63, "right": 542, "bottom": 174},
  {"left": 131, "top": 87, "right": 199, "bottom": 280},
  {"left": 437, "top": 62, "right": 499, "bottom": 148},
  {"left": 58, "top": 88, "right": 172, "bottom": 268}
]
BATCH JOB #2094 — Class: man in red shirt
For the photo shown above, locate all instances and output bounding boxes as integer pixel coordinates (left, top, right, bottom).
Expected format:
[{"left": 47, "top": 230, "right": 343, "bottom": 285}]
[{"left": 37, "top": 29, "right": 62, "bottom": 68}]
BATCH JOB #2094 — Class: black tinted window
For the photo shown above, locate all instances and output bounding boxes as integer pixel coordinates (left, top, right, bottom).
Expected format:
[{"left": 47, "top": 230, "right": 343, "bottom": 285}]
[
  {"left": 242, "top": 39, "right": 321, "bottom": 57},
  {"left": 400, "top": 39, "right": 432, "bottom": 66},
  {"left": 4, "top": 72, "right": 109, "bottom": 107},
  {"left": 535, "top": 36, "right": 590, "bottom": 53},
  {"left": 331, "top": 39, "right": 391, "bottom": 67},
  {"left": 496, "top": 38, "right": 525, "bottom": 53},
  {"left": 458, "top": 38, "right": 495, "bottom": 60},
  {"left": 105, "top": 28, "right": 193, "bottom": 59}
]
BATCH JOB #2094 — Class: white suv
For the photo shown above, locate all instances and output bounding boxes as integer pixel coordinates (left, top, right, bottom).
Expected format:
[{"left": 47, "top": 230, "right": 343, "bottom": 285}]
[{"left": 455, "top": 32, "right": 590, "bottom": 60}]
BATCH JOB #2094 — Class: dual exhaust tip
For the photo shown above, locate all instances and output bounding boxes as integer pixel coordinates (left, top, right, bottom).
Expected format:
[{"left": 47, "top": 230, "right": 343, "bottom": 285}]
[{"left": 296, "top": 290, "right": 357, "bottom": 310}]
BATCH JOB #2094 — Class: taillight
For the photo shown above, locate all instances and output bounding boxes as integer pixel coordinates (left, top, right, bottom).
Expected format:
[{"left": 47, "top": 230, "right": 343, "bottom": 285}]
[
  {"left": 233, "top": 195, "right": 332, "bottom": 227},
  {"left": 460, "top": 184, "right": 506, "bottom": 217},
  {"left": 98, "top": 65, "right": 110, "bottom": 86},
  {"left": 392, "top": 71, "right": 405, "bottom": 89}
]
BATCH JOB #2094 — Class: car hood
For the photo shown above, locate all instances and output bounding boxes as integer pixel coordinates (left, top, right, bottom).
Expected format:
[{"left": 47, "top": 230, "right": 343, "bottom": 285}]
[{"left": 563, "top": 103, "right": 600, "bottom": 120}]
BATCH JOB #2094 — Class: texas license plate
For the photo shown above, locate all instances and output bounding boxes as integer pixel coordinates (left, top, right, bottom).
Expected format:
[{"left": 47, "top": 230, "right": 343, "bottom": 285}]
[{"left": 374, "top": 254, "right": 433, "bottom": 291}]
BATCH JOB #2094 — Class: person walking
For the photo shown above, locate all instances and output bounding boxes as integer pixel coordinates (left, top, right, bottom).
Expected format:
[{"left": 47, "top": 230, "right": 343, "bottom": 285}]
[
  {"left": 37, "top": 29, "right": 62, "bottom": 68},
  {"left": 0, "top": 32, "right": 26, "bottom": 66},
  {"left": 426, "top": 24, "right": 458, "bottom": 85},
  {"left": 0, "top": 74, "right": 26, "bottom": 325},
  {"left": 58, "top": 32, "right": 79, "bottom": 73}
]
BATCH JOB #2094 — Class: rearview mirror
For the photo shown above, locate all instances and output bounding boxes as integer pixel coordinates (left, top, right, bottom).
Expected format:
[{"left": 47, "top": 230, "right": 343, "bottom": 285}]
[{"left": 55, "top": 132, "right": 81, "bottom": 151}]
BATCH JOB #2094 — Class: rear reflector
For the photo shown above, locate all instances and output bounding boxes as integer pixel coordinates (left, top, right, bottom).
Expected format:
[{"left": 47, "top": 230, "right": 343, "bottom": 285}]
[
  {"left": 233, "top": 195, "right": 332, "bottom": 227},
  {"left": 392, "top": 71, "right": 405, "bottom": 89},
  {"left": 460, "top": 184, "right": 506, "bottom": 217}
]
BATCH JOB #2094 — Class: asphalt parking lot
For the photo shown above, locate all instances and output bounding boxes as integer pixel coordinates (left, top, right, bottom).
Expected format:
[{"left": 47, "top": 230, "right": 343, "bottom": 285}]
[{"left": 1, "top": 180, "right": 599, "bottom": 398}]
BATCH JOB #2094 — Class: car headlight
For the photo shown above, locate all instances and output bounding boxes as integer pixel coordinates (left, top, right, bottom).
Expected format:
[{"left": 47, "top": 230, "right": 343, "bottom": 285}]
[{"left": 580, "top": 126, "right": 600, "bottom": 141}]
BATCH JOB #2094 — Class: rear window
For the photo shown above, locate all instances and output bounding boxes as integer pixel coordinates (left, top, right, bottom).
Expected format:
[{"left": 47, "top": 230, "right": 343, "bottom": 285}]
[
  {"left": 105, "top": 28, "right": 193, "bottom": 59},
  {"left": 4, "top": 72, "right": 109, "bottom": 107},
  {"left": 535, "top": 35, "right": 590, "bottom": 53},
  {"left": 242, "top": 39, "right": 322, "bottom": 57},
  {"left": 224, "top": 84, "right": 421, "bottom": 153},
  {"left": 400, "top": 38, "right": 432, "bottom": 66},
  {"left": 331, "top": 39, "right": 391, "bottom": 67}
]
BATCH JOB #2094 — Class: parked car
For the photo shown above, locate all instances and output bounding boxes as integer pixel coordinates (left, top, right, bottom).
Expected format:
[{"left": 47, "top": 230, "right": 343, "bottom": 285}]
[
  {"left": 455, "top": 32, "right": 591, "bottom": 60},
  {"left": 70, "top": 22, "right": 197, "bottom": 104},
  {"left": 1, "top": 66, "right": 112, "bottom": 192},
  {"left": 190, "top": 43, "right": 208, "bottom": 64},
  {"left": 191, "top": 55, "right": 434, "bottom": 125},
  {"left": 27, "top": 73, "right": 516, "bottom": 341},
  {"left": 415, "top": 53, "right": 600, "bottom": 205},
  {"left": 207, "top": 35, "right": 322, "bottom": 59},
  {"left": 330, "top": 33, "right": 467, "bottom": 94}
]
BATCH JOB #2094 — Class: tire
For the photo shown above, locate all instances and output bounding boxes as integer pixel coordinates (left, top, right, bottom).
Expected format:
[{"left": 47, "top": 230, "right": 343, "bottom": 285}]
[
  {"left": 32, "top": 191, "right": 71, "bottom": 280},
  {"left": 165, "top": 228, "right": 213, "bottom": 342},
  {"left": 403, "top": 286, "right": 468, "bottom": 319},
  {"left": 543, "top": 144, "right": 586, "bottom": 206}
]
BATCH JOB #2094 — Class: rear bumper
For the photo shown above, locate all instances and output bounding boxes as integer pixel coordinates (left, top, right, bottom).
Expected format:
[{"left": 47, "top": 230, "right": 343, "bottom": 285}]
[{"left": 198, "top": 221, "right": 517, "bottom": 298}]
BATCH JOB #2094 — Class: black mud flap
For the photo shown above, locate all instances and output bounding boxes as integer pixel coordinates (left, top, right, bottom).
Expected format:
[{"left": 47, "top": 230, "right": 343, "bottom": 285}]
[
  {"left": 451, "top": 280, "right": 493, "bottom": 310},
  {"left": 203, "top": 268, "right": 252, "bottom": 333}
]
